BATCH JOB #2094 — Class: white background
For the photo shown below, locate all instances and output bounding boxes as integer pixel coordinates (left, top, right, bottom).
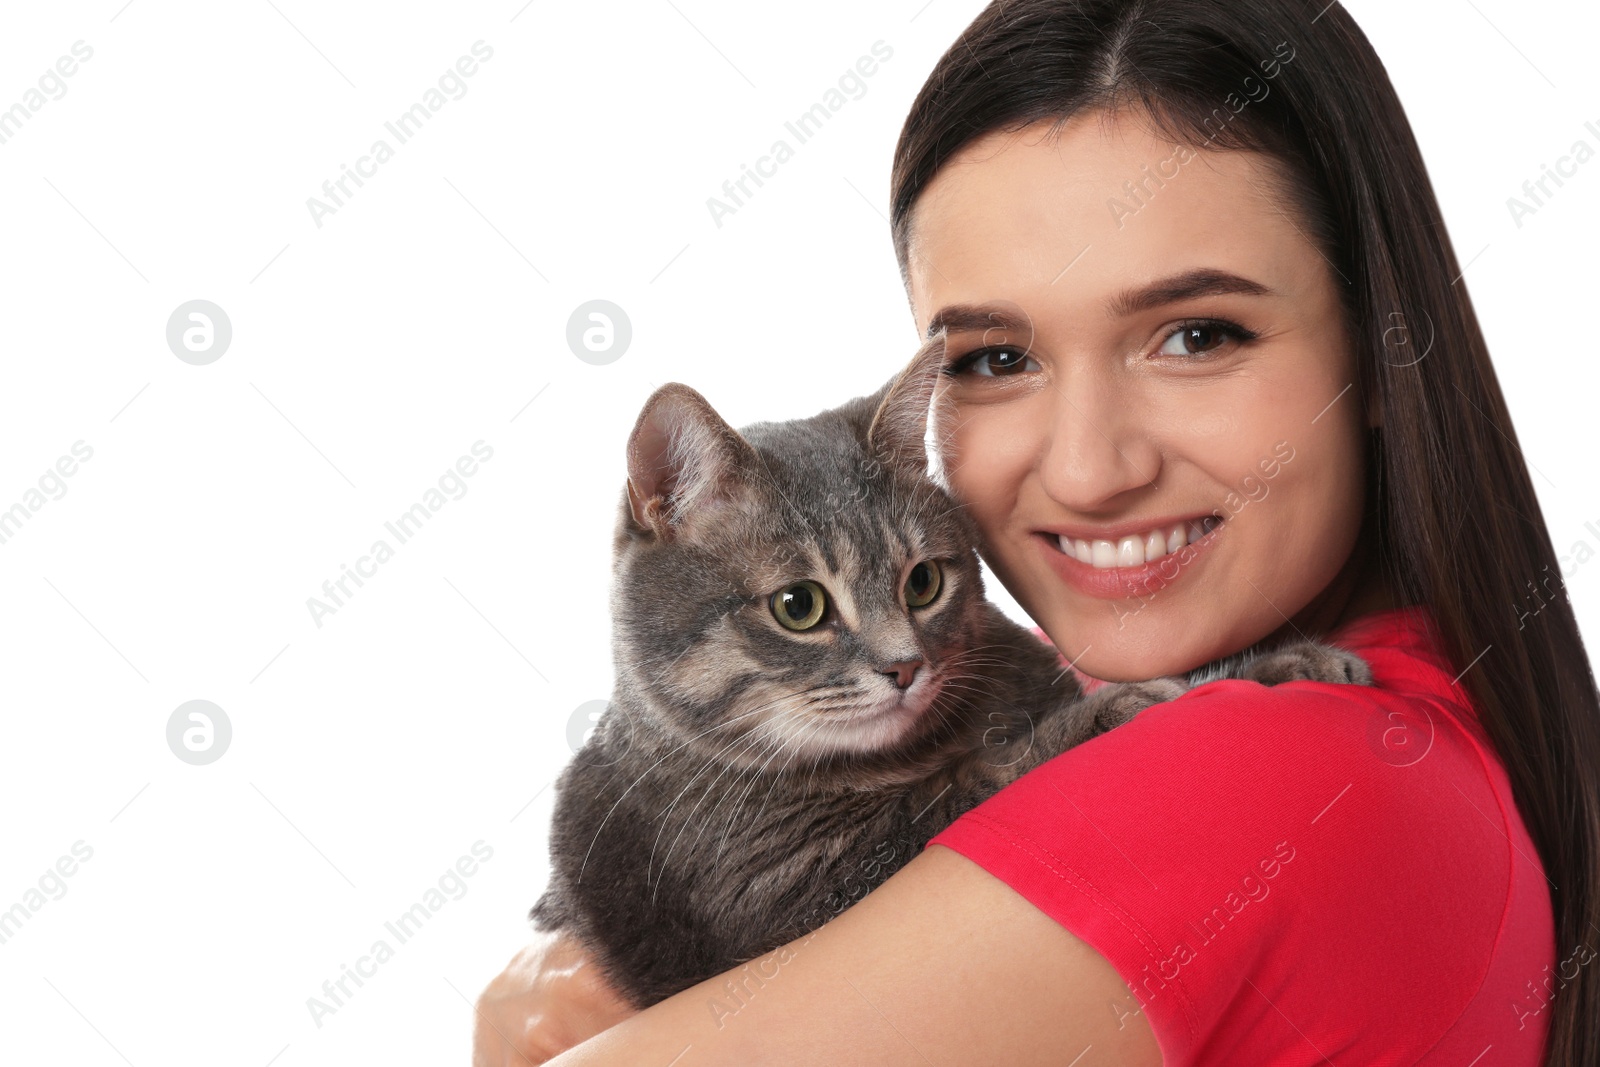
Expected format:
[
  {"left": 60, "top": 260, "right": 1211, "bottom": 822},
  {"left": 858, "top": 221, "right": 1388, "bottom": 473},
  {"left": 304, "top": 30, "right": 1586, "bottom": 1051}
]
[{"left": 0, "top": 0, "right": 1595, "bottom": 1063}]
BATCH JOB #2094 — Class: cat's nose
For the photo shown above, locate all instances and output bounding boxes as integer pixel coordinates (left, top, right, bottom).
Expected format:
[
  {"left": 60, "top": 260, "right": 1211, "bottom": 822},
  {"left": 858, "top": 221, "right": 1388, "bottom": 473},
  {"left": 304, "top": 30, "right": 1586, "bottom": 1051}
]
[{"left": 880, "top": 659, "right": 923, "bottom": 690}]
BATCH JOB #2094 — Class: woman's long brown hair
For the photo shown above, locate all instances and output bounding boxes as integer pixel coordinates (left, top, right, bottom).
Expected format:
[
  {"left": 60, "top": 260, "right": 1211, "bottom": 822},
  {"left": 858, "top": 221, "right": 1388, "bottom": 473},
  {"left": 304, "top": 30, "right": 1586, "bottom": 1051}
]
[{"left": 888, "top": 1, "right": 1600, "bottom": 1060}]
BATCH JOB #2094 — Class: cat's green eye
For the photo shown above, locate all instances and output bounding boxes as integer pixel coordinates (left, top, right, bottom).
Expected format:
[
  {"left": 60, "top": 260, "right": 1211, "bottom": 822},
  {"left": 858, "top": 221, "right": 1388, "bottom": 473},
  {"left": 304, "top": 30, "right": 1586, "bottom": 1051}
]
[
  {"left": 771, "top": 580, "right": 828, "bottom": 631},
  {"left": 905, "top": 560, "right": 942, "bottom": 608}
]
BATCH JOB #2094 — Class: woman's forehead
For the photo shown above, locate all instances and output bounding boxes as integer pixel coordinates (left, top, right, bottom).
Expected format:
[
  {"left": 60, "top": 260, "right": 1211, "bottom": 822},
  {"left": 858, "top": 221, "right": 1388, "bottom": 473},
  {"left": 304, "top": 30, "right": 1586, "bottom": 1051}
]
[{"left": 905, "top": 118, "right": 1329, "bottom": 335}]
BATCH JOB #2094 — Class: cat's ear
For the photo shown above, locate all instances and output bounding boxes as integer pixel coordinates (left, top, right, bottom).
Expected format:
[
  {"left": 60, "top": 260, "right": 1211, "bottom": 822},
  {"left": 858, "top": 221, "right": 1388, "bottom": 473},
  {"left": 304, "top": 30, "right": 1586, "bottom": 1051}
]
[
  {"left": 866, "top": 335, "right": 947, "bottom": 473},
  {"left": 625, "top": 383, "right": 758, "bottom": 541}
]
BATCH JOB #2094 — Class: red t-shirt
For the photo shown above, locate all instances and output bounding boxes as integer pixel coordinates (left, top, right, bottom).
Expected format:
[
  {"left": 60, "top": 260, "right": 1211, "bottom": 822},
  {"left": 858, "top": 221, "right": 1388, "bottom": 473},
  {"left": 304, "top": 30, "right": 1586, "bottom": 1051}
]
[{"left": 926, "top": 605, "right": 1557, "bottom": 1064}]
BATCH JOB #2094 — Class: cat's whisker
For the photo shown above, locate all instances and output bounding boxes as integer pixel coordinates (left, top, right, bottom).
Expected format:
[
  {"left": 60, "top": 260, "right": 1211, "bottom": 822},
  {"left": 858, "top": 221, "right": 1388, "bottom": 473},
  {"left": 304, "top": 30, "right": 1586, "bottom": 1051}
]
[
  {"left": 725, "top": 717, "right": 831, "bottom": 869},
  {"left": 704, "top": 712, "right": 829, "bottom": 877},
  {"left": 943, "top": 654, "right": 1012, "bottom": 668},
  {"left": 651, "top": 726, "right": 785, "bottom": 903},
  {"left": 643, "top": 726, "right": 780, "bottom": 895},
  {"left": 644, "top": 724, "right": 769, "bottom": 886},
  {"left": 573, "top": 690, "right": 847, "bottom": 886},
  {"left": 924, "top": 492, "right": 976, "bottom": 524},
  {"left": 939, "top": 658, "right": 1016, "bottom": 677},
  {"left": 798, "top": 707, "right": 839, "bottom": 802},
  {"left": 935, "top": 681, "right": 1000, "bottom": 699},
  {"left": 644, "top": 681, "right": 858, "bottom": 888},
  {"left": 942, "top": 642, "right": 1027, "bottom": 660},
  {"left": 658, "top": 702, "right": 826, "bottom": 895}
]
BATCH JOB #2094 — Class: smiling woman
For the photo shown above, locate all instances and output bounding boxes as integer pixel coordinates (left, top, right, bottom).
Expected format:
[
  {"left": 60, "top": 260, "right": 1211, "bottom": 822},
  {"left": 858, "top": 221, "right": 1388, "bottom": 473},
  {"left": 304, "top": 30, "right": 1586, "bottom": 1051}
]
[
  {"left": 475, "top": 2, "right": 1600, "bottom": 1064},
  {"left": 909, "top": 121, "right": 1384, "bottom": 681}
]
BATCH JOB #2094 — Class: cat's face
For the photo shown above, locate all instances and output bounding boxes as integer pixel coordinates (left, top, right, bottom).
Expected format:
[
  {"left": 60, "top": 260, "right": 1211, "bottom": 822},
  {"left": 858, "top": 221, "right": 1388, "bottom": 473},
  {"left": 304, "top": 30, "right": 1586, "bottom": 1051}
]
[{"left": 612, "top": 362, "right": 991, "bottom": 760}]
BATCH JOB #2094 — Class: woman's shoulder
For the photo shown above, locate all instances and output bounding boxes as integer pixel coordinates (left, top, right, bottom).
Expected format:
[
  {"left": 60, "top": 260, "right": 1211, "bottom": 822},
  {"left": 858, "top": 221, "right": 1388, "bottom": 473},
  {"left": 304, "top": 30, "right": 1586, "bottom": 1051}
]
[
  {"left": 932, "top": 605, "right": 1555, "bottom": 1061},
  {"left": 1050, "top": 605, "right": 1526, "bottom": 923},
  {"left": 992, "top": 609, "right": 1506, "bottom": 851}
]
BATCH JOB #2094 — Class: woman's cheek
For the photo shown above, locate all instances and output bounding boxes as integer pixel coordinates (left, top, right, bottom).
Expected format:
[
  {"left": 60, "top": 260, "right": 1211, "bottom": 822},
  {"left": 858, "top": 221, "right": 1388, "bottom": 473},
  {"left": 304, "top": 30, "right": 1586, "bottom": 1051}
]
[
  {"left": 945, "top": 402, "right": 1034, "bottom": 512},
  {"left": 1237, "top": 429, "right": 1364, "bottom": 593}
]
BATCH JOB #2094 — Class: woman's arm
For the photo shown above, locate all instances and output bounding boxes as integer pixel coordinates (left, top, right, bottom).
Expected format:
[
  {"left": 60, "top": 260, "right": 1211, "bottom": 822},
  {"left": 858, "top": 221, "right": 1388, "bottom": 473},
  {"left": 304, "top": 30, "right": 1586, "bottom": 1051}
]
[{"left": 543, "top": 844, "right": 1163, "bottom": 1066}]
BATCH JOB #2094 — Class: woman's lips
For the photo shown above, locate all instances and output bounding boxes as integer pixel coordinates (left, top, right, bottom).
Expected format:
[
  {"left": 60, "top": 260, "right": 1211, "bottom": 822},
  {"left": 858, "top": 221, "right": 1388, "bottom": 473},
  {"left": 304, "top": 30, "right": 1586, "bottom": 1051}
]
[{"left": 1035, "top": 517, "right": 1224, "bottom": 599}]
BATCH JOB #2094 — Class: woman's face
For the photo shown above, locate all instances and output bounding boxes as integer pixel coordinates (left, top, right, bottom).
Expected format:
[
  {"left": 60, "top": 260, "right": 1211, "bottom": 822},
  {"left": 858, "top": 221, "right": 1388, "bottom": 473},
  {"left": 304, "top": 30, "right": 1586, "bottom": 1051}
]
[{"left": 906, "top": 110, "right": 1378, "bottom": 681}]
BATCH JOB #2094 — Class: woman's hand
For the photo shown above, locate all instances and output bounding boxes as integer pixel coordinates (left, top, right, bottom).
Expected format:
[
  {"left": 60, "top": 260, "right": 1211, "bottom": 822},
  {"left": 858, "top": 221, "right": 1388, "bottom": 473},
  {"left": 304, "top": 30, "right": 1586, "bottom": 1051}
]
[{"left": 471, "top": 928, "right": 638, "bottom": 1066}]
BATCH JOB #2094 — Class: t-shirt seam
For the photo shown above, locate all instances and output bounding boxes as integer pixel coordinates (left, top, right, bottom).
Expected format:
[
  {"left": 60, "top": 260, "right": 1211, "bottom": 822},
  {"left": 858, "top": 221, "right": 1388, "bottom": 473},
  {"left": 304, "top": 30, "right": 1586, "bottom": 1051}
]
[
  {"left": 1320, "top": 609, "right": 1535, "bottom": 1059},
  {"left": 1405, "top": 691, "right": 1527, "bottom": 1063},
  {"left": 950, "top": 809, "right": 1203, "bottom": 1044},
  {"left": 1348, "top": 630, "right": 1524, "bottom": 1062}
]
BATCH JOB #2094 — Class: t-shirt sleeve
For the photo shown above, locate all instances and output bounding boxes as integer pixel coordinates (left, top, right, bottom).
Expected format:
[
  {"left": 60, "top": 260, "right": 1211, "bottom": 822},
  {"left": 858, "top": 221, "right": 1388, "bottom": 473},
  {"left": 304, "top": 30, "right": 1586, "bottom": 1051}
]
[{"left": 923, "top": 674, "right": 1517, "bottom": 1064}]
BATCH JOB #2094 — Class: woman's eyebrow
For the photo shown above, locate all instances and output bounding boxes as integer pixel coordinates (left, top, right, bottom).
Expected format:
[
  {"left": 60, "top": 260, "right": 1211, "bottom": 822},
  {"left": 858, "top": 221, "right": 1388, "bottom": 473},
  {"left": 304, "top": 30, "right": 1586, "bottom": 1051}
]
[
  {"left": 924, "top": 267, "right": 1273, "bottom": 339},
  {"left": 1106, "top": 267, "right": 1273, "bottom": 317},
  {"left": 924, "top": 304, "right": 1032, "bottom": 339}
]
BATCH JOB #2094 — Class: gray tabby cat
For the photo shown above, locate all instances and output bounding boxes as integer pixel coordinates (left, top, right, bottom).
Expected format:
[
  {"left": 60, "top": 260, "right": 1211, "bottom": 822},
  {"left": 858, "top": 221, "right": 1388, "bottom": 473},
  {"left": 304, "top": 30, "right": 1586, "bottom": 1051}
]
[{"left": 529, "top": 347, "right": 1372, "bottom": 1010}]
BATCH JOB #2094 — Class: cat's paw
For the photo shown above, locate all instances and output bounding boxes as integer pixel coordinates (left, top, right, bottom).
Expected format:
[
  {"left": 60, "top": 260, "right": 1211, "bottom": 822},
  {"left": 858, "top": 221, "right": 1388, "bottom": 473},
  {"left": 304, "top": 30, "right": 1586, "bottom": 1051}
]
[
  {"left": 1240, "top": 643, "right": 1373, "bottom": 687},
  {"left": 1086, "top": 677, "right": 1189, "bottom": 732}
]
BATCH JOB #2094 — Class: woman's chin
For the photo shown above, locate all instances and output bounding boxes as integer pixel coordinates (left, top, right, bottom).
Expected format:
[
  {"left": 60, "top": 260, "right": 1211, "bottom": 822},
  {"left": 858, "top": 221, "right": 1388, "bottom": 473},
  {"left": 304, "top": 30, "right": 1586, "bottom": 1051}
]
[{"left": 1048, "top": 614, "right": 1222, "bottom": 683}]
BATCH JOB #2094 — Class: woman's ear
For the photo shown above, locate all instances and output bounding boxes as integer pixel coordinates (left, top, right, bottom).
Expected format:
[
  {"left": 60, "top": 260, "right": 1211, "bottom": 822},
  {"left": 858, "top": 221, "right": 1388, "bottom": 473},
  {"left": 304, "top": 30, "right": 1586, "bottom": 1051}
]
[{"left": 624, "top": 383, "right": 758, "bottom": 542}]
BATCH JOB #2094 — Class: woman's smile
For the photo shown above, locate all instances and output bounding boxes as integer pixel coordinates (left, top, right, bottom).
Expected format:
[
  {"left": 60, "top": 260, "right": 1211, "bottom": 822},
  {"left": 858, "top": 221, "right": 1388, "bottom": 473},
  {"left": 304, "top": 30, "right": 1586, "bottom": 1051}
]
[
  {"left": 1040, "top": 512, "right": 1221, "bottom": 567},
  {"left": 1033, "top": 514, "right": 1224, "bottom": 600}
]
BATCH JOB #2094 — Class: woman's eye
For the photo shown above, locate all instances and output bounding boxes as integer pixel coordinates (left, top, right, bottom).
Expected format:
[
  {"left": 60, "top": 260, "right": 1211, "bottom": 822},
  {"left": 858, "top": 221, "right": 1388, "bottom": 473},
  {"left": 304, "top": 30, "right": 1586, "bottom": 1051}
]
[
  {"left": 947, "top": 347, "right": 1039, "bottom": 377},
  {"left": 1157, "top": 320, "right": 1257, "bottom": 359}
]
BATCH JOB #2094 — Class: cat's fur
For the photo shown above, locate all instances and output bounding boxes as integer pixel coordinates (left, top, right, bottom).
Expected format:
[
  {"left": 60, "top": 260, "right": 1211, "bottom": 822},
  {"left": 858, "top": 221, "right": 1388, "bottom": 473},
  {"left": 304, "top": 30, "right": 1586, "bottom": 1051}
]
[{"left": 529, "top": 346, "right": 1372, "bottom": 1009}]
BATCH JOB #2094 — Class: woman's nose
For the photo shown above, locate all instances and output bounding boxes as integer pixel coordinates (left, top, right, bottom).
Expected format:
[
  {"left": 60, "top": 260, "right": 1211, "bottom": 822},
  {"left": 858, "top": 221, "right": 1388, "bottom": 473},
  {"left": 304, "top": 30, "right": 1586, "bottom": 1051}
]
[{"left": 1036, "top": 375, "right": 1162, "bottom": 512}]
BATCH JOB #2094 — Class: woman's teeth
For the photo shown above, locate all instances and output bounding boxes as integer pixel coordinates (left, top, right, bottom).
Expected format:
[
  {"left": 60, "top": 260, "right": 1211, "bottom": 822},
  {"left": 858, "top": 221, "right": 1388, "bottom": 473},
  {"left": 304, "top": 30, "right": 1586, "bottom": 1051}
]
[{"left": 1058, "top": 517, "right": 1219, "bottom": 569}]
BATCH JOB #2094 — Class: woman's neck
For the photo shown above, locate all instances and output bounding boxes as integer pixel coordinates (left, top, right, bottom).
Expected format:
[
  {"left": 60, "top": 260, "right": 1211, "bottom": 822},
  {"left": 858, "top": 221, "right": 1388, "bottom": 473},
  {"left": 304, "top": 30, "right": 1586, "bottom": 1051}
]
[{"left": 1274, "top": 520, "right": 1402, "bottom": 643}]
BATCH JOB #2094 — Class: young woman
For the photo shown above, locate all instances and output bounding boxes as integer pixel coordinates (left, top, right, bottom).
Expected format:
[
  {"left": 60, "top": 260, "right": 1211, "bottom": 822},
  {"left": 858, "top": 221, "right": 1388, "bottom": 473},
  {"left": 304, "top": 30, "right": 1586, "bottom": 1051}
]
[{"left": 474, "top": 1, "right": 1600, "bottom": 1062}]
